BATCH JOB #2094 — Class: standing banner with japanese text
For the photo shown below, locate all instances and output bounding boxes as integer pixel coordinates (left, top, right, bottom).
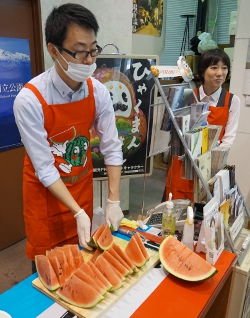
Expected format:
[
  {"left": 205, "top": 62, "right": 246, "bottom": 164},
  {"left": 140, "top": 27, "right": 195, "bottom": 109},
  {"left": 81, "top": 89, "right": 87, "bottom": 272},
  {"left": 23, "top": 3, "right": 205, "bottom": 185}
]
[
  {"left": 91, "top": 55, "right": 158, "bottom": 179},
  {"left": 0, "top": 37, "right": 32, "bottom": 151}
]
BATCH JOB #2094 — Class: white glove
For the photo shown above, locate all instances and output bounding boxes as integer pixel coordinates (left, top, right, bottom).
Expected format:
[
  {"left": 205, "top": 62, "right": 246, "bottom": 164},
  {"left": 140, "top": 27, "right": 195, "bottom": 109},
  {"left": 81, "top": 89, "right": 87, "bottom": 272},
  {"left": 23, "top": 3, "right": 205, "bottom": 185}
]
[
  {"left": 105, "top": 199, "right": 124, "bottom": 231},
  {"left": 74, "top": 209, "right": 92, "bottom": 251}
]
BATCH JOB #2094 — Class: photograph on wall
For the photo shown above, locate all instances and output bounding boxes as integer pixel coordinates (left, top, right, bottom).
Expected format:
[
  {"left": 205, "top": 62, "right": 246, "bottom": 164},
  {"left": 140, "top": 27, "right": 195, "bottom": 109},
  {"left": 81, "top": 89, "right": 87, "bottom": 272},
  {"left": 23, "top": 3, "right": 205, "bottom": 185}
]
[
  {"left": 132, "top": 0, "right": 163, "bottom": 36},
  {"left": 91, "top": 56, "right": 157, "bottom": 179},
  {"left": 0, "top": 37, "right": 32, "bottom": 151}
]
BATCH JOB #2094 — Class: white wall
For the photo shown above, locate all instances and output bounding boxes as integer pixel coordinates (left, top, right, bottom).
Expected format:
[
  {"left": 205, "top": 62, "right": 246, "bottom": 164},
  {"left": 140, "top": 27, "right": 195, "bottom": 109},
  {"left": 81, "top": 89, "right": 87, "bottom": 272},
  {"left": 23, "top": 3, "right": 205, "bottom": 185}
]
[
  {"left": 40, "top": 0, "right": 133, "bottom": 70},
  {"left": 228, "top": 0, "right": 250, "bottom": 210}
]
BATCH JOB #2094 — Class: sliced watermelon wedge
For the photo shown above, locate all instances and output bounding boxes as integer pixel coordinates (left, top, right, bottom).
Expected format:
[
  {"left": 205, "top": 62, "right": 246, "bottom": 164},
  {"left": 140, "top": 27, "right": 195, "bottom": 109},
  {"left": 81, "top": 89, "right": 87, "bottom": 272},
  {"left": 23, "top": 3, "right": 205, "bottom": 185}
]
[
  {"left": 125, "top": 236, "right": 146, "bottom": 268},
  {"left": 74, "top": 268, "right": 106, "bottom": 295},
  {"left": 47, "top": 251, "right": 68, "bottom": 286},
  {"left": 90, "top": 247, "right": 102, "bottom": 263},
  {"left": 87, "top": 261, "right": 113, "bottom": 292},
  {"left": 134, "top": 232, "right": 150, "bottom": 261},
  {"left": 66, "top": 244, "right": 84, "bottom": 269},
  {"left": 88, "top": 223, "right": 105, "bottom": 248},
  {"left": 159, "top": 236, "right": 218, "bottom": 282},
  {"left": 54, "top": 245, "right": 76, "bottom": 275},
  {"left": 102, "top": 250, "right": 130, "bottom": 276},
  {"left": 79, "top": 262, "right": 109, "bottom": 294},
  {"left": 113, "top": 243, "right": 138, "bottom": 272},
  {"left": 108, "top": 247, "right": 133, "bottom": 274},
  {"left": 56, "top": 275, "right": 104, "bottom": 308},
  {"left": 35, "top": 255, "right": 60, "bottom": 291},
  {"left": 95, "top": 256, "right": 123, "bottom": 291},
  {"left": 97, "top": 225, "right": 113, "bottom": 250}
]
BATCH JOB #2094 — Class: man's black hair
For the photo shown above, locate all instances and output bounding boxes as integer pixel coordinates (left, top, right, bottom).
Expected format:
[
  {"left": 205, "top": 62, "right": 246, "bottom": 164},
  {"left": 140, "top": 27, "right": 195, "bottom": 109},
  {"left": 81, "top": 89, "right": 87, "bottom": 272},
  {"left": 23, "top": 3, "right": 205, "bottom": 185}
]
[
  {"left": 45, "top": 3, "right": 99, "bottom": 47},
  {"left": 197, "top": 49, "right": 231, "bottom": 84}
]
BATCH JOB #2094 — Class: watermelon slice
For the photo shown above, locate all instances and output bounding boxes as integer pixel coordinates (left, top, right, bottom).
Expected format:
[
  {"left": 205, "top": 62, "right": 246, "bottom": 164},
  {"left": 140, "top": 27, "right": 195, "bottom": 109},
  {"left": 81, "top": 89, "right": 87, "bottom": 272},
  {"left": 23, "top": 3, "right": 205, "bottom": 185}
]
[
  {"left": 95, "top": 256, "right": 123, "bottom": 291},
  {"left": 74, "top": 268, "right": 107, "bottom": 295},
  {"left": 66, "top": 244, "right": 84, "bottom": 268},
  {"left": 102, "top": 250, "right": 130, "bottom": 276},
  {"left": 109, "top": 263, "right": 126, "bottom": 282},
  {"left": 79, "top": 262, "right": 109, "bottom": 294},
  {"left": 159, "top": 236, "right": 218, "bottom": 282},
  {"left": 97, "top": 225, "right": 113, "bottom": 250},
  {"left": 108, "top": 247, "right": 133, "bottom": 274},
  {"left": 113, "top": 243, "right": 138, "bottom": 272},
  {"left": 88, "top": 223, "right": 105, "bottom": 248},
  {"left": 125, "top": 236, "right": 147, "bottom": 268},
  {"left": 35, "top": 255, "right": 60, "bottom": 291},
  {"left": 56, "top": 275, "right": 104, "bottom": 308},
  {"left": 87, "top": 261, "right": 113, "bottom": 291},
  {"left": 90, "top": 247, "right": 102, "bottom": 263},
  {"left": 54, "top": 245, "right": 76, "bottom": 275},
  {"left": 134, "top": 232, "right": 150, "bottom": 261},
  {"left": 47, "top": 251, "right": 68, "bottom": 286}
]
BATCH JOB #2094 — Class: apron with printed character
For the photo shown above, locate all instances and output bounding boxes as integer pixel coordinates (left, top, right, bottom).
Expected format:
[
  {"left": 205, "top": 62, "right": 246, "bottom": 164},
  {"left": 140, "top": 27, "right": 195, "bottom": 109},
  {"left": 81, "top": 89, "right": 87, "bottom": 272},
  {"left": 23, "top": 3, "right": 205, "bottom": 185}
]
[
  {"left": 23, "top": 78, "right": 95, "bottom": 260},
  {"left": 165, "top": 88, "right": 233, "bottom": 202}
]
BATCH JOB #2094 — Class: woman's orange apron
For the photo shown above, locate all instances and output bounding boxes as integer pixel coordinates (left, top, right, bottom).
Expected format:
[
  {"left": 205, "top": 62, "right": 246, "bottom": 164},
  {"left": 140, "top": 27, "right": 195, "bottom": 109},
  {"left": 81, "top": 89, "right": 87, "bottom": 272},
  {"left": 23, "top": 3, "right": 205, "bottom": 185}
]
[
  {"left": 165, "top": 88, "right": 233, "bottom": 202},
  {"left": 23, "top": 78, "right": 95, "bottom": 260}
]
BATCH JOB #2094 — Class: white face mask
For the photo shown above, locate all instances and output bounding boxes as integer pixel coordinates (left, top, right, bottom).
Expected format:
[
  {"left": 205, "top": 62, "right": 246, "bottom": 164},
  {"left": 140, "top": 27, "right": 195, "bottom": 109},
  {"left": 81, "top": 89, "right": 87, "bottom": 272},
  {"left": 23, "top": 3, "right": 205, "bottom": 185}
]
[{"left": 55, "top": 48, "right": 96, "bottom": 82}]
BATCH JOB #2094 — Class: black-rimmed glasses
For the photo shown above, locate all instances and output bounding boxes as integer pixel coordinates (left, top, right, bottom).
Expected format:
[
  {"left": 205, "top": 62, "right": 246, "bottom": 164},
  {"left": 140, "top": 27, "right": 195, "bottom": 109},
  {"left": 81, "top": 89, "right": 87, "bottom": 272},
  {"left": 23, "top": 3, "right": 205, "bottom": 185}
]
[{"left": 56, "top": 45, "right": 102, "bottom": 60}]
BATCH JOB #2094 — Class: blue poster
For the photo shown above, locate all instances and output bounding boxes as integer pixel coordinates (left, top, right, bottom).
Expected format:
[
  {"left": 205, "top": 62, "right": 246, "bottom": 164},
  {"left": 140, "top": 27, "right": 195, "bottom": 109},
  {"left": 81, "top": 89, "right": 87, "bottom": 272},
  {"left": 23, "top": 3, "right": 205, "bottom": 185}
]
[{"left": 0, "top": 37, "right": 32, "bottom": 151}]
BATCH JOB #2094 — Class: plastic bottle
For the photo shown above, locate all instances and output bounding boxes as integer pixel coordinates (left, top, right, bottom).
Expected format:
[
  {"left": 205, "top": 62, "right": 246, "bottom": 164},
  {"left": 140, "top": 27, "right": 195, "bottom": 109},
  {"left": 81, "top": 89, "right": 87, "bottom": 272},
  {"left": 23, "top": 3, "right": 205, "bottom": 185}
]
[
  {"left": 91, "top": 207, "right": 105, "bottom": 235},
  {"left": 181, "top": 206, "right": 194, "bottom": 251},
  {"left": 162, "top": 193, "right": 176, "bottom": 238}
]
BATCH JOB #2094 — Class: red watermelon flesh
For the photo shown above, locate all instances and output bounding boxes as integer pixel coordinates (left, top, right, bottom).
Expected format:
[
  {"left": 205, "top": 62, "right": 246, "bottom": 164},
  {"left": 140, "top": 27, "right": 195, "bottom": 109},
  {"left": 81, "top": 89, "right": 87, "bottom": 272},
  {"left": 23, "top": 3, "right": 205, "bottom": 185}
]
[
  {"left": 134, "top": 232, "right": 150, "bottom": 261},
  {"left": 88, "top": 223, "right": 105, "bottom": 248},
  {"left": 108, "top": 247, "right": 133, "bottom": 274},
  {"left": 113, "top": 243, "right": 138, "bottom": 272},
  {"left": 102, "top": 250, "right": 130, "bottom": 276},
  {"left": 159, "top": 236, "right": 217, "bottom": 282},
  {"left": 109, "top": 263, "right": 126, "bottom": 282},
  {"left": 125, "top": 236, "right": 146, "bottom": 268},
  {"left": 56, "top": 275, "right": 104, "bottom": 308},
  {"left": 90, "top": 247, "right": 102, "bottom": 263},
  {"left": 97, "top": 225, "right": 113, "bottom": 250},
  {"left": 95, "top": 256, "right": 123, "bottom": 291},
  {"left": 87, "top": 261, "right": 113, "bottom": 291},
  {"left": 79, "top": 262, "right": 109, "bottom": 293},
  {"left": 47, "top": 251, "right": 68, "bottom": 286},
  {"left": 74, "top": 268, "right": 106, "bottom": 295},
  {"left": 35, "top": 255, "right": 60, "bottom": 291},
  {"left": 66, "top": 244, "right": 84, "bottom": 268},
  {"left": 54, "top": 245, "right": 76, "bottom": 275}
]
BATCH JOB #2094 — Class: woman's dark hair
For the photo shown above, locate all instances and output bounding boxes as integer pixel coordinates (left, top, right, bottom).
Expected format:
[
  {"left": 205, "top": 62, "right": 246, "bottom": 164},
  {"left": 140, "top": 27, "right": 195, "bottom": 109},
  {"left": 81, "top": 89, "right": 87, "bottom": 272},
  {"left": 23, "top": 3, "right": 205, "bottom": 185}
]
[
  {"left": 197, "top": 49, "right": 230, "bottom": 84},
  {"left": 45, "top": 3, "right": 99, "bottom": 47}
]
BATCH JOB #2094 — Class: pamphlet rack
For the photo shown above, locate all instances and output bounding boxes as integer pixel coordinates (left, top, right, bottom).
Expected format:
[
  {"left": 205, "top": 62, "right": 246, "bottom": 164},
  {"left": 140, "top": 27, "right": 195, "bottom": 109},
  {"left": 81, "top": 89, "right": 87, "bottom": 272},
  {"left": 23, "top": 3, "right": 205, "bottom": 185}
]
[{"left": 141, "top": 73, "right": 250, "bottom": 262}]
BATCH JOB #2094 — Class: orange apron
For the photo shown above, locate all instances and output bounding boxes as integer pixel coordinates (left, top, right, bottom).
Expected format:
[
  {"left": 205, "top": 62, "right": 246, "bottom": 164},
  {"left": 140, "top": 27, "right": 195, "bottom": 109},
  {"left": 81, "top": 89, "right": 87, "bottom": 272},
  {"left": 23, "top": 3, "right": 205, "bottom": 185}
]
[
  {"left": 23, "top": 78, "right": 95, "bottom": 260},
  {"left": 166, "top": 88, "right": 233, "bottom": 202}
]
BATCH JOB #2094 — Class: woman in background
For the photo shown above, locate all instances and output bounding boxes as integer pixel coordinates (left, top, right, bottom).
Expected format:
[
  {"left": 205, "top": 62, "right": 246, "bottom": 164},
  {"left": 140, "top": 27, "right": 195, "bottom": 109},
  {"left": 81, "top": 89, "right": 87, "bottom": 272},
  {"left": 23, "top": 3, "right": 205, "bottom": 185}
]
[{"left": 164, "top": 48, "right": 240, "bottom": 202}]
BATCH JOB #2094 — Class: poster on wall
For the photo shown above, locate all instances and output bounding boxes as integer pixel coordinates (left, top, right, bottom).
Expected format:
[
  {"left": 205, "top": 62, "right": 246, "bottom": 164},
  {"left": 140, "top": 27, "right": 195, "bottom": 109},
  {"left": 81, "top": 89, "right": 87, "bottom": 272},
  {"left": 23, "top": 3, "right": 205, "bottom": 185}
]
[
  {"left": 132, "top": 0, "right": 163, "bottom": 36},
  {"left": 91, "top": 55, "right": 158, "bottom": 179},
  {"left": 0, "top": 37, "right": 32, "bottom": 152}
]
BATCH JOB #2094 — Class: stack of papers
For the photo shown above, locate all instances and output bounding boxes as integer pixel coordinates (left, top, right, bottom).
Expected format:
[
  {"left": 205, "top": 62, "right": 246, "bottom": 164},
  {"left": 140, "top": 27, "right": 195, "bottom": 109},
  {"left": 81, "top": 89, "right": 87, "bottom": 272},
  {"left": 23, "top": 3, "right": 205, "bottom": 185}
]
[{"left": 211, "top": 146, "right": 230, "bottom": 176}]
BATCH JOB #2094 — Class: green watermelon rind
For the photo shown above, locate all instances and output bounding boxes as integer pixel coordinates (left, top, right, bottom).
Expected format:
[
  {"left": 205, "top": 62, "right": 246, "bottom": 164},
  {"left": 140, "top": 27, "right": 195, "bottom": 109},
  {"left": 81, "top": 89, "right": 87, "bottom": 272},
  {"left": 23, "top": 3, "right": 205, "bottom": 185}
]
[
  {"left": 35, "top": 255, "right": 60, "bottom": 291},
  {"left": 159, "top": 236, "right": 218, "bottom": 282},
  {"left": 88, "top": 223, "right": 105, "bottom": 248}
]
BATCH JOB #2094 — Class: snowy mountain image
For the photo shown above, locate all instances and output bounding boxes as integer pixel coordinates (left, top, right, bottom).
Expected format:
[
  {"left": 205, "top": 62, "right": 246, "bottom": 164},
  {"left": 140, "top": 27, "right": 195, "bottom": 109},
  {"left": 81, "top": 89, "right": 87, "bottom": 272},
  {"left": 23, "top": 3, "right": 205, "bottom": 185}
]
[{"left": 0, "top": 37, "right": 32, "bottom": 151}]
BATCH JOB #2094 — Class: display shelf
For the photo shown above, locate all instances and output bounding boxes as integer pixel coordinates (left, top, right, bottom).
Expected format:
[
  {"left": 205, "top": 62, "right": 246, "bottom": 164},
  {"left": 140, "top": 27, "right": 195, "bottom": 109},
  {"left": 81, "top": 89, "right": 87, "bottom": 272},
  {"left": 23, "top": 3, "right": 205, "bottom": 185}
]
[{"left": 142, "top": 66, "right": 249, "bottom": 260}]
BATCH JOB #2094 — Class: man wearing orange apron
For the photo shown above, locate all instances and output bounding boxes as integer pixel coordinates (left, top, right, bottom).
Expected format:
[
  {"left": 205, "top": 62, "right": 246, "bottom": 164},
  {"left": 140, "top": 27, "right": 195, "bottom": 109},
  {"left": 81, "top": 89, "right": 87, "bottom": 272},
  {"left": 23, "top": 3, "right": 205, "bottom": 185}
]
[
  {"left": 165, "top": 49, "right": 240, "bottom": 202},
  {"left": 13, "top": 4, "right": 123, "bottom": 263}
]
